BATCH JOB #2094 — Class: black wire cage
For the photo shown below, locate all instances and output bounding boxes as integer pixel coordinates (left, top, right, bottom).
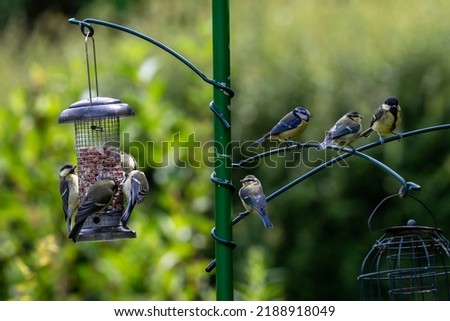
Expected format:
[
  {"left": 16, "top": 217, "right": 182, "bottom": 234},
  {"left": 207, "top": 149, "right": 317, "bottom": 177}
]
[
  {"left": 59, "top": 96, "right": 136, "bottom": 242},
  {"left": 359, "top": 218, "right": 450, "bottom": 300}
]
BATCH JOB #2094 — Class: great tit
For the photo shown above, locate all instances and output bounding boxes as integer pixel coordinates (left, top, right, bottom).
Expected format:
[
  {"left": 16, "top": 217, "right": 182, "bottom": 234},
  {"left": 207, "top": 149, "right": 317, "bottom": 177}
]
[
  {"left": 360, "top": 97, "right": 402, "bottom": 143},
  {"left": 238, "top": 175, "right": 273, "bottom": 228},
  {"left": 59, "top": 164, "right": 79, "bottom": 233}
]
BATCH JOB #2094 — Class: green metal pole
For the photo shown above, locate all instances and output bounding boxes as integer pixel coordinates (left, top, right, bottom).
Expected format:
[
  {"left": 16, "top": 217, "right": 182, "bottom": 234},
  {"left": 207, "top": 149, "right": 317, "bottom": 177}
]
[{"left": 212, "top": 0, "right": 233, "bottom": 300}]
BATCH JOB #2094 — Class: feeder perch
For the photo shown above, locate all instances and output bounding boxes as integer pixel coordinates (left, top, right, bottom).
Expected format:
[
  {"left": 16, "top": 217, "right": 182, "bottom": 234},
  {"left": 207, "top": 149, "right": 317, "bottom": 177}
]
[
  {"left": 359, "top": 220, "right": 450, "bottom": 300},
  {"left": 59, "top": 96, "right": 136, "bottom": 242}
]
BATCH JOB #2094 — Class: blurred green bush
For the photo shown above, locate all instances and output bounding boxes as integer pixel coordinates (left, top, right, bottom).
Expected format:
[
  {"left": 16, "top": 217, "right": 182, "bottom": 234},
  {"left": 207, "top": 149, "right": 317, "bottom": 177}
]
[{"left": 0, "top": 0, "right": 449, "bottom": 300}]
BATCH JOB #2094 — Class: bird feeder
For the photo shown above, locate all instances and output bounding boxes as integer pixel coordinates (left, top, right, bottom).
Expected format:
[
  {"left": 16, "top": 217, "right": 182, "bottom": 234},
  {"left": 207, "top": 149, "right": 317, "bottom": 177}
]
[
  {"left": 58, "top": 96, "right": 136, "bottom": 242},
  {"left": 359, "top": 219, "right": 450, "bottom": 300}
]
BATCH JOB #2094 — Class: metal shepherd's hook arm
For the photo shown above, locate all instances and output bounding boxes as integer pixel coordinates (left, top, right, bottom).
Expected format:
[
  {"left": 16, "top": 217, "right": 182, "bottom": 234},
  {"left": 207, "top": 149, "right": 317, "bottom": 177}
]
[{"left": 68, "top": 18, "right": 235, "bottom": 98}]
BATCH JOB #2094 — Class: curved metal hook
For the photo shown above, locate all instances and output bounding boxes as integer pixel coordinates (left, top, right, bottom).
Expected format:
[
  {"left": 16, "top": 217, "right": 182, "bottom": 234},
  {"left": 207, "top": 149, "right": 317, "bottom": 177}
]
[
  {"left": 367, "top": 192, "right": 399, "bottom": 239},
  {"left": 205, "top": 210, "right": 251, "bottom": 272},
  {"left": 205, "top": 228, "right": 236, "bottom": 273},
  {"left": 210, "top": 171, "right": 236, "bottom": 194},
  {"left": 209, "top": 101, "right": 231, "bottom": 129},
  {"left": 346, "top": 148, "right": 421, "bottom": 195},
  {"left": 69, "top": 18, "right": 94, "bottom": 37},
  {"left": 367, "top": 192, "right": 438, "bottom": 240},
  {"left": 68, "top": 18, "right": 235, "bottom": 97}
]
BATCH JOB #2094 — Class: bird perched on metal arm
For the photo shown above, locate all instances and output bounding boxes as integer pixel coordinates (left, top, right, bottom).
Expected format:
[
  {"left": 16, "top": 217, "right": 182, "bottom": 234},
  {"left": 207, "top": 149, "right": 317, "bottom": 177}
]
[
  {"left": 251, "top": 106, "right": 312, "bottom": 146},
  {"left": 238, "top": 175, "right": 273, "bottom": 228},
  {"left": 317, "top": 111, "right": 364, "bottom": 150},
  {"left": 360, "top": 97, "right": 402, "bottom": 144}
]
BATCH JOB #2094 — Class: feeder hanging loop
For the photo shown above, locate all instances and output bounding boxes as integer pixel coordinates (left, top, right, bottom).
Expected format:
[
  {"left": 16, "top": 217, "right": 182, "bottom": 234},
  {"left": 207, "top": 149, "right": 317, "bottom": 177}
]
[{"left": 68, "top": 18, "right": 95, "bottom": 37}]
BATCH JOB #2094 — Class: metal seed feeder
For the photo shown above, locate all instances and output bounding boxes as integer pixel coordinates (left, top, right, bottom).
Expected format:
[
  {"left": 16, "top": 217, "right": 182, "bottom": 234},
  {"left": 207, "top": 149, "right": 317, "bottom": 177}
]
[{"left": 59, "top": 96, "right": 136, "bottom": 242}]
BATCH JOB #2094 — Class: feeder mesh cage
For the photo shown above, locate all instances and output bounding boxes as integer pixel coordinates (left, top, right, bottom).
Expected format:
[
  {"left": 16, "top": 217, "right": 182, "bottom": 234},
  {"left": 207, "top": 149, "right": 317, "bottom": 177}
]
[{"left": 75, "top": 117, "right": 124, "bottom": 227}]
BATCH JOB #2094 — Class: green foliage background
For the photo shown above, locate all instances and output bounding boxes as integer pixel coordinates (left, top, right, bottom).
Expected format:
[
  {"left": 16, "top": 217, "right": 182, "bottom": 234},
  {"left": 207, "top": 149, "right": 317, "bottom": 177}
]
[{"left": 0, "top": 0, "right": 449, "bottom": 300}]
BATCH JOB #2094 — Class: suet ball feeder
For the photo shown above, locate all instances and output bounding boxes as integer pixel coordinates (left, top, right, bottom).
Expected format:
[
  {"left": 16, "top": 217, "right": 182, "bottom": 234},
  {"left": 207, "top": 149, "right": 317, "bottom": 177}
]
[{"left": 359, "top": 219, "right": 450, "bottom": 300}]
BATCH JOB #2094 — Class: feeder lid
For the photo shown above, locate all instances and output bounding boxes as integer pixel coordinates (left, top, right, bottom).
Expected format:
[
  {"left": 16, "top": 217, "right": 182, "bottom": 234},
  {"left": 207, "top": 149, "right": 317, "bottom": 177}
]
[
  {"left": 58, "top": 97, "right": 135, "bottom": 123},
  {"left": 384, "top": 225, "right": 442, "bottom": 236}
]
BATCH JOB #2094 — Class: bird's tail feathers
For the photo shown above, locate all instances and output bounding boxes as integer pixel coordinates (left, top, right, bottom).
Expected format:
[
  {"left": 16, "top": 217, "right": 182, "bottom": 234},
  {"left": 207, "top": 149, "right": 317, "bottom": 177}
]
[
  {"left": 251, "top": 132, "right": 273, "bottom": 147},
  {"left": 120, "top": 202, "right": 136, "bottom": 227},
  {"left": 316, "top": 140, "right": 330, "bottom": 150},
  {"left": 260, "top": 214, "right": 274, "bottom": 229},
  {"left": 360, "top": 128, "right": 373, "bottom": 138},
  {"left": 68, "top": 221, "right": 84, "bottom": 243},
  {"left": 249, "top": 136, "right": 266, "bottom": 147}
]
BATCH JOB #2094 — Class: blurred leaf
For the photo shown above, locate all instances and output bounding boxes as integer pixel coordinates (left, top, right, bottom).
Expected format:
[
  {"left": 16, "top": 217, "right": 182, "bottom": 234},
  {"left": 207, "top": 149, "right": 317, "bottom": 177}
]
[{"left": 0, "top": 0, "right": 449, "bottom": 301}]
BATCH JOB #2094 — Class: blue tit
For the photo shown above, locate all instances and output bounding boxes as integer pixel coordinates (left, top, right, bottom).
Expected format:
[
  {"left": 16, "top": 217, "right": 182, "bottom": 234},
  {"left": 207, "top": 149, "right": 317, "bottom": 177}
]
[
  {"left": 360, "top": 97, "right": 402, "bottom": 143},
  {"left": 120, "top": 151, "right": 138, "bottom": 176},
  {"left": 59, "top": 164, "right": 79, "bottom": 233},
  {"left": 238, "top": 175, "right": 273, "bottom": 228},
  {"left": 68, "top": 179, "right": 117, "bottom": 243},
  {"left": 121, "top": 170, "right": 149, "bottom": 227},
  {"left": 251, "top": 106, "right": 312, "bottom": 146},
  {"left": 317, "top": 111, "right": 364, "bottom": 150}
]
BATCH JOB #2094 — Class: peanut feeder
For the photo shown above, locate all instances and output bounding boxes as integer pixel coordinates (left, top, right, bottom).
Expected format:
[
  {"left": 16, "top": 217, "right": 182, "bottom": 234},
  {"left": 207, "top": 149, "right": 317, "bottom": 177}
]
[{"left": 59, "top": 96, "right": 136, "bottom": 242}]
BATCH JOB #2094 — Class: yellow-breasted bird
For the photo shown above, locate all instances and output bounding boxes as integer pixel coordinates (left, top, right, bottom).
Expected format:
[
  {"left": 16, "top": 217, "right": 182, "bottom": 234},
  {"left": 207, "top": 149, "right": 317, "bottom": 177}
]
[
  {"left": 238, "top": 175, "right": 273, "bottom": 228},
  {"left": 251, "top": 106, "right": 312, "bottom": 146},
  {"left": 121, "top": 170, "right": 149, "bottom": 227},
  {"left": 360, "top": 97, "right": 402, "bottom": 144},
  {"left": 317, "top": 111, "right": 364, "bottom": 150},
  {"left": 59, "top": 164, "right": 79, "bottom": 233},
  {"left": 68, "top": 179, "right": 117, "bottom": 243}
]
